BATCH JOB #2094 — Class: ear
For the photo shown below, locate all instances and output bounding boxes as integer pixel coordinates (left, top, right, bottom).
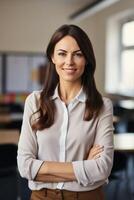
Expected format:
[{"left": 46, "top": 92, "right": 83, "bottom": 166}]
[{"left": 51, "top": 54, "right": 55, "bottom": 64}]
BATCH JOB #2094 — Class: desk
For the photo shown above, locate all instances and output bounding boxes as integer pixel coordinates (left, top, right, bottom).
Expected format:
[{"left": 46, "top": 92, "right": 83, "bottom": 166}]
[
  {"left": 114, "top": 133, "right": 134, "bottom": 200},
  {"left": 0, "top": 113, "right": 23, "bottom": 123},
  {"left": 0, "top": 115, "right": 11, "bottom": 123},
  {"left": 0, "top": 129, "right": 20, "bottom": 144},
  {"left": 114, "top": 133, "right": 134, "bottom": 151}
]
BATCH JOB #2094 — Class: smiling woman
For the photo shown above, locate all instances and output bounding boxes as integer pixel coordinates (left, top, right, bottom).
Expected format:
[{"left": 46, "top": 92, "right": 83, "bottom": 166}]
[{"left": 17, "top": 24, "right": 114, "bottom": 200}]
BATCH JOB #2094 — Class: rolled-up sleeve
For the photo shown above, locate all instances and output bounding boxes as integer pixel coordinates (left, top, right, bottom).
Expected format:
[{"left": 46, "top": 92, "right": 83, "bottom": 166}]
[
  {"left": 72, "top": 98, "right": 114, "bottom": 186},
  {"left": 17, "top": 92, "right": 43, "bottom": 180}
]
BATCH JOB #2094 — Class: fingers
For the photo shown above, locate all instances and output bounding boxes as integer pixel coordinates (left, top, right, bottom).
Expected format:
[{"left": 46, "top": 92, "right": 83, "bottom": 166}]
[
  {"left": 90, "top": 145, "right": 104, "bottom": 155},
  {"left": 88, "top": 145, "right": 104, "bottom": 160},
  {"left": 94, "top": 154, "right": 101, "bottom": 159}
]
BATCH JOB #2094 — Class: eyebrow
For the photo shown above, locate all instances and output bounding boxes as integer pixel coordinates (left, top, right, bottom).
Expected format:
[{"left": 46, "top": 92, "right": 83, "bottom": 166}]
[{"left": 57, "top": 49, "right": 81, "bottom": 53}]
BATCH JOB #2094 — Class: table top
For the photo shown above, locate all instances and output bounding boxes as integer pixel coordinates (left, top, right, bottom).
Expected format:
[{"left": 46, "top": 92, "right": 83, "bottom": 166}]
[
  {"left": 114, "top": 133, "right": 134, "bottom": 151},
  {"left": 0, "top": 129, "right": 20, "bottom": 144},
  {"left": 0, "top": 113, "right": 23, "bottom": 123}
]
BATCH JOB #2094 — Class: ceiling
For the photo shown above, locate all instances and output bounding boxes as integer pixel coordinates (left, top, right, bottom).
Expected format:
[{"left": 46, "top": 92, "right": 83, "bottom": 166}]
[{"left": 63, "top": 0, "right": 100, "bottom": 17}]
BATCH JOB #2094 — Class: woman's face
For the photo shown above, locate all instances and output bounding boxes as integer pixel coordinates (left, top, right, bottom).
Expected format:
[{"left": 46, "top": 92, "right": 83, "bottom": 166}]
[{"left": 51, "top": 35, "right": 86, "bottom": 85}]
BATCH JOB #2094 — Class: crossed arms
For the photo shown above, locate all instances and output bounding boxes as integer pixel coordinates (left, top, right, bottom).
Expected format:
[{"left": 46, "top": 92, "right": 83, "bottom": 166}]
[{"left": 35, "top": 145, "right": 104, "bottom": 182}]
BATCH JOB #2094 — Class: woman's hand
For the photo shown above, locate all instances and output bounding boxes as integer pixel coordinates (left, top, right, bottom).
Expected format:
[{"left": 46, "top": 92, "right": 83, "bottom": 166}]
[{"left": 87, "top": 145, "right": 104, "bottom": 160}]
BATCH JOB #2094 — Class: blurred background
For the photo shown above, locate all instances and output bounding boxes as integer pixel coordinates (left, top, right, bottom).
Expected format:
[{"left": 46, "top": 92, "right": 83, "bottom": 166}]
[{"left": 0, "top": 0, "right": 134, "bottom": 200}]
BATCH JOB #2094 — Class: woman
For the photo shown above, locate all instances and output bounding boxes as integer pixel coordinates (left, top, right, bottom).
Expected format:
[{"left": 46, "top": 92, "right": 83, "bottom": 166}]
[{"left": 17, "top": 24, "right": 114, "bottom": 200}]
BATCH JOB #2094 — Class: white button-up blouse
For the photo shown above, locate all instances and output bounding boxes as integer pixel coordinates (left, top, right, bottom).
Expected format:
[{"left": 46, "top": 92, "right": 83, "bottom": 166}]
[{"left": 17, "top": 87, "right": 114, "bottom": 191}]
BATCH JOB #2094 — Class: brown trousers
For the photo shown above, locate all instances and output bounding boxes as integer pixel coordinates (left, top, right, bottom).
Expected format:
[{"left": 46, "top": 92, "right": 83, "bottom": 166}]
[{"left": 30, "top": 187, "right": 104, "bottom": 200}]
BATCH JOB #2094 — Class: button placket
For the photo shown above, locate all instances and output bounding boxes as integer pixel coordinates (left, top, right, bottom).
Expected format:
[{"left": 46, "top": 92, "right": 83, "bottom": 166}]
[{"left": 57, "top": 102, "right": 69, "bottom": 190}]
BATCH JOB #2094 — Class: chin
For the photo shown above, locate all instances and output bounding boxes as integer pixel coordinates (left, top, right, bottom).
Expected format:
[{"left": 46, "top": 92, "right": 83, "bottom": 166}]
[{"left": 63, "top": 77, "right": 81, "bottom": 83}]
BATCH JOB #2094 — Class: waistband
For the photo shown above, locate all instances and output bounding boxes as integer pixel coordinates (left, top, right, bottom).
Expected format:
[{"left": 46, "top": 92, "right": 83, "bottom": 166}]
[{"left": 31, "top": 186, "right": 104, "bottom": 200}]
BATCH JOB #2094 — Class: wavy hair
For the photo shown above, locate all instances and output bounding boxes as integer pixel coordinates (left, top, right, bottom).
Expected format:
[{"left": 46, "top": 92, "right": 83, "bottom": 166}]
[{"left": 32, "top": 24, "right": 103, "bottom": 130}]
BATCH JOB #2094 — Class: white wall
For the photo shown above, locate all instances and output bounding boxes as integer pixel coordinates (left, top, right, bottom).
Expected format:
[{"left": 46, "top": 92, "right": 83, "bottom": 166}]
[{"left": 0, "top": 0, "right": 84, "bottom": 52}]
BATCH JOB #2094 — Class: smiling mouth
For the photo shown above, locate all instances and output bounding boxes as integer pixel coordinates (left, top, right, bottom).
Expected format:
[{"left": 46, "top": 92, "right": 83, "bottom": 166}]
[
  {"left": 62, "top": 68, "right": 77, "bottom": 74},
  {"left": 63, "top": 68, "right": 77, "bottom": 72}
]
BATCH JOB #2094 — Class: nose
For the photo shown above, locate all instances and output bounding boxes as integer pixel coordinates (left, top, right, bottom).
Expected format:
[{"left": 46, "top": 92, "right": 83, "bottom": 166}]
[{"left": 65, "top": 54, "right": 74, "bottom": 66}]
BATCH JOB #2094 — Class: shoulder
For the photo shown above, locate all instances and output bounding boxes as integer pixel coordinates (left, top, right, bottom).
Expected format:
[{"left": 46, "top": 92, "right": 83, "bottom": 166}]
[
  {"left": 100, "top": 97, "right": 113, "bottom": 115},
  {"left": 24, "top": 90, "right": 42, "bottom": 109},
  {"left": 25, "top": 90, "right": 41, "bottom": 101},
  {"left": 102, "top": 97, "right": 113, "bottom": 108}
]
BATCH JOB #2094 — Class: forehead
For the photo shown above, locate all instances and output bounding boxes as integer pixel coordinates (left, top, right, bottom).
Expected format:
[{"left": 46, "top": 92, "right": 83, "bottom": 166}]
[{"left": 54, "top": 35, "right": 80, "bottom": 51}]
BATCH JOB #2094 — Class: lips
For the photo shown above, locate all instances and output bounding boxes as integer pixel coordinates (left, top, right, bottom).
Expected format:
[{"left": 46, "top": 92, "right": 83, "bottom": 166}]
[
  {"left": 62, "top": 68, "right": 77, "bottom": 75},
  {"left": 63, "top": 68, "right": 77, "bottom": 72}
]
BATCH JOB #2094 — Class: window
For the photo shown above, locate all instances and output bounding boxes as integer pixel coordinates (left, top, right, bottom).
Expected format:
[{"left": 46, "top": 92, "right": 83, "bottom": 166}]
[
  {"left": 105, "top": 11, "right": 134, "bottom": 97},
  {"left": 120, "top": 20, "right": 134, "bottom": 94}
]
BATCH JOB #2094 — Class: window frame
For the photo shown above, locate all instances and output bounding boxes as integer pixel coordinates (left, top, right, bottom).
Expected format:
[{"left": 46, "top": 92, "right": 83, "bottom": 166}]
[
  {"left": 119, "top": 17, "right": 134, "bottom": 95},
  {"left": 105, "top": 11, "right": 134, "bottom": 98}
]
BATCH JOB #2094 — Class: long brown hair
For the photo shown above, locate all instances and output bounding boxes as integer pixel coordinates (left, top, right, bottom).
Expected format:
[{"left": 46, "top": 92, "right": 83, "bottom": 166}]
[{"left": 32, "top": 24, "right": 103, "bottom": 131}]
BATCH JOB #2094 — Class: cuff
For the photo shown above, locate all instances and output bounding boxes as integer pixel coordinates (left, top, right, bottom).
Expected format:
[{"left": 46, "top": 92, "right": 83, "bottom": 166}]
[
  {"left": 30, "top": 159, "right": 44, "bottom": 180},
  {"left": 72, "top": 160, "right": 89, "bottom": 186}
]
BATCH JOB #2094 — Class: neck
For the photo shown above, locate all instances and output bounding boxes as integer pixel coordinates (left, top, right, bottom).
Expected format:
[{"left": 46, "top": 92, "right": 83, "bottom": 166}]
[{"left": 58, "top": 81, "right": 82, "bottom": 104}]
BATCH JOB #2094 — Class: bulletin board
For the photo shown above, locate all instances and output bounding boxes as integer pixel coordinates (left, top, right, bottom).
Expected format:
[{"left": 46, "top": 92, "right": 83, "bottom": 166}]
[{"left": 0, "top": 52, "right": 47, "bottom": 94}]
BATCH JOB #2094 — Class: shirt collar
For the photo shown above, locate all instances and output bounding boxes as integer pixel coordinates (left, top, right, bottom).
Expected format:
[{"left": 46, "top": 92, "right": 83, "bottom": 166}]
[
  {"left": 75, "top": 87, "right": 86, "bottom": 103},
  {"left": 51, "top": 85, "right": 86, "bottom": 103}
]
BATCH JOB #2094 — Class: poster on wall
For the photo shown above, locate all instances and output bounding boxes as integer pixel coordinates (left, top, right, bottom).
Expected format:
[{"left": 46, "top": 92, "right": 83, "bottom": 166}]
[{"left": 6, "top": 54, "right": 46, "bottom": 93}]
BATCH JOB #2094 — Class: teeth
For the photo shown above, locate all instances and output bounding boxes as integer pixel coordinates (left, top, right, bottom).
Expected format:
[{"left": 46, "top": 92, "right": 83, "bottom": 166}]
[{"left": 63, "top": 68, "right": 76, "bottom": 71}]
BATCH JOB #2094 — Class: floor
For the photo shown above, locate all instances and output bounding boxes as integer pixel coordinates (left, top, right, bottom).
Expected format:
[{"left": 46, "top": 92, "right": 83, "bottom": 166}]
[{"left": 104, "top": 179, "right": 134, "bottom": 200}]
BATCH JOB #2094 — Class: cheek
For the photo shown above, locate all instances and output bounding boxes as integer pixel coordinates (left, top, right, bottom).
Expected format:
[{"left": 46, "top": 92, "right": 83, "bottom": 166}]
[
  {"left": 81, "top": 67, "right": 85, "bottom": 76},
  {"left": 79, "top": 63, "right": 85, "bottom": 74},
  {"left": 53, "top": 57, "right": 63, "bottom": 66},
  {"left": 78, "top": 58, "right": 86, "bottom": 68},
  {"left": 55, "top": 65, "right": 61, "bottom": 76}
]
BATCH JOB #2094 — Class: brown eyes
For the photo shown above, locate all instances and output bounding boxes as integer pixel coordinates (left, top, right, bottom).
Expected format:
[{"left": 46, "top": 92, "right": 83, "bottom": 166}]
[
  {"left": 57, "top": 52, "right": 83, "bottom": 57},
  {"left": 58, "top": 52, "right": 66, "bottom": 56},
  {"left": 75, "top": 53, "right": 83, "bottom": 57}
]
